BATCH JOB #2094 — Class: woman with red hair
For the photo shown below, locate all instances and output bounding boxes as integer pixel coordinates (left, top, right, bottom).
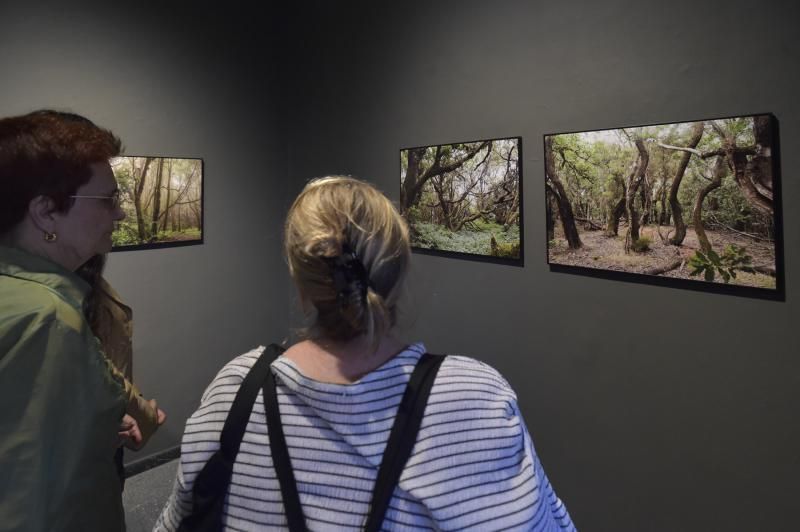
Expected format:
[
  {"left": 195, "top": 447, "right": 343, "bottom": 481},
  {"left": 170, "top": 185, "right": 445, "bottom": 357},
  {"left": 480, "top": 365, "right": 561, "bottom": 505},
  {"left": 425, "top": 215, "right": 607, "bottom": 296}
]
[{"left": 0, "top": 110, "right": 144, "bottom": 531}]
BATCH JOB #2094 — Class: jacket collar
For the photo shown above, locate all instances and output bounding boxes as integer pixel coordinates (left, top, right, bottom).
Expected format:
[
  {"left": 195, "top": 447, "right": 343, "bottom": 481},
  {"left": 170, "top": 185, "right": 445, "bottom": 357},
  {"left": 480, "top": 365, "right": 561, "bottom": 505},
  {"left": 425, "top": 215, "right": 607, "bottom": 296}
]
[{"left": 0, "top": 245, "right": 90, "bottom": 311}]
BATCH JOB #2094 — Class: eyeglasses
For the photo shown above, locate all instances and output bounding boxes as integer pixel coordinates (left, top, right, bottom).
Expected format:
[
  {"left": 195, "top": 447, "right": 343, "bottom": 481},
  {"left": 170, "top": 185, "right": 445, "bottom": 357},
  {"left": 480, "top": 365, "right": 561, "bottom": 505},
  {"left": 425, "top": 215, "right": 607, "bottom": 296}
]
[{"left": 69, "top": 189, "right": 121, "bottom": 210}]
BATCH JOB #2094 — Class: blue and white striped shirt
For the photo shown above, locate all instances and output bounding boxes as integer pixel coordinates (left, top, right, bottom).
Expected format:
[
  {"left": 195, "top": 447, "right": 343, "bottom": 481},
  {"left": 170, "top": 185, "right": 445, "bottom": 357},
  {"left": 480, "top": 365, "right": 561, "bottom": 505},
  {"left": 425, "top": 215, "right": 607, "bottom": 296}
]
[{"left": 156, "top": 343, "right": 575, "bottom": 531}]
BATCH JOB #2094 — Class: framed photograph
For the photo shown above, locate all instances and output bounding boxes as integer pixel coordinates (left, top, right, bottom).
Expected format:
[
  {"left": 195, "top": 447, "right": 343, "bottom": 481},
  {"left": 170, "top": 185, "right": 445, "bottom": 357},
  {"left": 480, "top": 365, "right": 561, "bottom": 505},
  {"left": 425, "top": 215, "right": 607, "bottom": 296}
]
[
  {"left": 110, "top": 156, "right": 203, "bottom": 251},
  {"left": 400, "top": 137, "right": 523, "bottom": 264},
  {"left": 544, "top": 113, "right": 783, "bottom": 299}
]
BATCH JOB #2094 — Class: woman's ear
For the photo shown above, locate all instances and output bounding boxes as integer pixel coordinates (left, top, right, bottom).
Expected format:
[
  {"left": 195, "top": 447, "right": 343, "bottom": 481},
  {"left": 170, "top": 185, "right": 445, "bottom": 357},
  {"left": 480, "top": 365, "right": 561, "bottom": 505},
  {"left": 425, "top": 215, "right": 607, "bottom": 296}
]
[{"left": 28, "top": 195, "right": 58, "bottom": 233}]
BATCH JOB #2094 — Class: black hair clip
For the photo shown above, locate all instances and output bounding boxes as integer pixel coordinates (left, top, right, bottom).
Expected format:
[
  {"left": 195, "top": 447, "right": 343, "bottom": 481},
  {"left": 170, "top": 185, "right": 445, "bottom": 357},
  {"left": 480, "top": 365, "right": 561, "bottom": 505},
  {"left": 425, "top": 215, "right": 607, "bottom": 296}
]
[{"left": 325, "top": 244, "right": 373, "bottom": 305}]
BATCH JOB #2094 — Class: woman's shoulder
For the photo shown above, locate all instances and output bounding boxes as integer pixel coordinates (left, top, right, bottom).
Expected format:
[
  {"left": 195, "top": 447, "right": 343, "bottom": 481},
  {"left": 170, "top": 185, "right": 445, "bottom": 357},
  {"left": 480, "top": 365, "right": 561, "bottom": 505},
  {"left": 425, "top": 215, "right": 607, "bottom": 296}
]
[
  {"left": 431, "top": 353, "right": 519, "bottom": 410},
  {"left": 438, "top": 353, "right": 515, "bottom": 389},
  {"left": 0, "top": 275, "right": 85, "bottom": 332},
  {"left": 197, "top": 346, "right": 269, "bottom": 403},
  {"left": 210, "top": 345, "right": 266, "bottom": 380},
  {"left": 409, "top": 354, "right": 527, "bottom": 476}
]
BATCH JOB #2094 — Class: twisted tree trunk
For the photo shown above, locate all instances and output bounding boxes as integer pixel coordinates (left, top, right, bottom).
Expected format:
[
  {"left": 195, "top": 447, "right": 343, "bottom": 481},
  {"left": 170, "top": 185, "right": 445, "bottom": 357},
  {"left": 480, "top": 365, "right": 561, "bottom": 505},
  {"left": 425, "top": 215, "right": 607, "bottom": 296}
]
[
  {"left": 692, "top": 156, "right": 726, "bottom": 253},
  {"left": 667, "top": 121, "right": 704, "bottom": 245},
  {"left": 720, "top": 116, "right": 774, "bottom": 218},
  {"left": 606, "top": 190, "right": 626, "bottom": 237},
  {"left": 545, "top": 137, "right": 582, "bottom": 249},
  {"left": 624, "top": 139, "right": 649, "bottom": 251}
]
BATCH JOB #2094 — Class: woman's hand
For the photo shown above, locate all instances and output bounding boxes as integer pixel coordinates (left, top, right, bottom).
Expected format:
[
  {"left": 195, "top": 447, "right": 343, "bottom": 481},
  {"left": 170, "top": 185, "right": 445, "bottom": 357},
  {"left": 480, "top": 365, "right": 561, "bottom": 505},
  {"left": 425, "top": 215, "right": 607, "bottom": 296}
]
[
  {"left": 147, "top": 398, "right": 167, "bottom": 426},
  {"left": 118, "top": 414, "right": 144, "bottom": 450}
]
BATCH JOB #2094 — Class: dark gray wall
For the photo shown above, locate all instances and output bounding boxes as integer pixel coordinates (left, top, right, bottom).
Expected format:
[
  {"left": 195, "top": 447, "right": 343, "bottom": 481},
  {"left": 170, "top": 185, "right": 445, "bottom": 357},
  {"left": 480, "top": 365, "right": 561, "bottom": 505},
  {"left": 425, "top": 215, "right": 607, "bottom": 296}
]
[
  {"left": 3, "top": 0, "right": 800, "bottom": 529},
  {"left": 287, "top": 1, "right": 800, "bottom": 530},
  {"left": 0, "top": 3, "right": 290, "bottom": 459}
]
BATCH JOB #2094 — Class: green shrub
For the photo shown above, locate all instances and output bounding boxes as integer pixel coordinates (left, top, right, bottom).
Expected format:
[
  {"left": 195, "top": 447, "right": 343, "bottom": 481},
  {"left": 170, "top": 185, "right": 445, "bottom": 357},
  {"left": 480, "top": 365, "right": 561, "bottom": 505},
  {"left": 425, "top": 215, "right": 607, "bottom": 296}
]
[
  {"left": 632, "top": 235, "right": 652, "bottom": 252},
  {"left": 688, "top": 244, "right": 753, "bottom": 283},
  {"left": 406, "top": 205, "right": 423, "bottom": 224},
  {"left": 111, "top": 222, "right": 141, "bottom": 246},
  {"left": 490, "top": 238, "right": 520, "bottom": 258}
]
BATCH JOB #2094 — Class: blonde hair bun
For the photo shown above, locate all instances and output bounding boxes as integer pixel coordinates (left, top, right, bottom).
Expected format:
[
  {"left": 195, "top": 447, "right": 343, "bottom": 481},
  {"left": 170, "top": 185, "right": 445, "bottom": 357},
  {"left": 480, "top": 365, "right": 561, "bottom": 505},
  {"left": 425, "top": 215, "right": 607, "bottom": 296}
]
[{"left": 285, "top": 176, "right": 410, "bottom": 345}]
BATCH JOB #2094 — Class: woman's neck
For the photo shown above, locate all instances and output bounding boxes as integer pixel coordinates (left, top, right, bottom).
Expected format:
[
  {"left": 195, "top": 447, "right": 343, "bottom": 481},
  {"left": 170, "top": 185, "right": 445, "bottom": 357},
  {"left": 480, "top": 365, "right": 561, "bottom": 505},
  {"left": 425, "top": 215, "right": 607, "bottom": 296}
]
[
  {"left": 283, "top": 335, "right": 408, "bottom": 384},
  {"left": 2, "top": 224, "right": 78, "bottom": 271}
]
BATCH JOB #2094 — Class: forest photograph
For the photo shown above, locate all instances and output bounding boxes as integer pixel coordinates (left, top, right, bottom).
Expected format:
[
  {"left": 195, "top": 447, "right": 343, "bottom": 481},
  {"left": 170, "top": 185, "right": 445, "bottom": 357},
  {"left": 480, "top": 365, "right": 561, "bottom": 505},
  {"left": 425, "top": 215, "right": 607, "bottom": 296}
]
[
  {"left": 545, "top": 114, "right": 780, "bottom": 292},
  {"left": 400, "top": 137, "right": 522, "bottom": 262},
  {"left": 110, "top": 156, "right": 203, "bottom": 250}
]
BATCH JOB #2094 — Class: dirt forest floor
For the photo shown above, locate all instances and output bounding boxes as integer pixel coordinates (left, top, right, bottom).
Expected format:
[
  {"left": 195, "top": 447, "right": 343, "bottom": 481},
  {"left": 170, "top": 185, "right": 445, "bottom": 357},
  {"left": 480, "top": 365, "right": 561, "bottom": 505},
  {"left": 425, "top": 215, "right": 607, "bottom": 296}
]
[{"left": 548, "top": 223, "right": 777, "bottom": 289}]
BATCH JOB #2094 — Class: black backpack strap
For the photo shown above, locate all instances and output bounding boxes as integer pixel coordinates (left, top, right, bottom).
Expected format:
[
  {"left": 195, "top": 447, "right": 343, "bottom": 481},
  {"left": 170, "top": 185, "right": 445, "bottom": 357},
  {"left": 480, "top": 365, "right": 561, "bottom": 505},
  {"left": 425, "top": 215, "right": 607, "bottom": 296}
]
[
  {"left": 178, "top": 344, "right": 285, "bottom": 532},
  {"left": 262, "top": 351, "right": 446, "bottom": 532},
  {"left": 264, "top": 362, "right": 307, "bottom": 532},
  {"left": 364, "top": 353, "right": 446, "bottom": 532}
]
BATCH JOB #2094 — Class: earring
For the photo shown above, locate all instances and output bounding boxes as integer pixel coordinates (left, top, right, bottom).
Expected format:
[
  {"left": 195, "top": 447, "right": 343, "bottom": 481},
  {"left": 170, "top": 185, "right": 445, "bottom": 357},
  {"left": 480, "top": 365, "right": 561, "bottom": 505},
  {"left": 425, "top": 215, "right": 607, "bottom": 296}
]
[{"left": 43, "top": 231, "right": 57, "bottom": 242}]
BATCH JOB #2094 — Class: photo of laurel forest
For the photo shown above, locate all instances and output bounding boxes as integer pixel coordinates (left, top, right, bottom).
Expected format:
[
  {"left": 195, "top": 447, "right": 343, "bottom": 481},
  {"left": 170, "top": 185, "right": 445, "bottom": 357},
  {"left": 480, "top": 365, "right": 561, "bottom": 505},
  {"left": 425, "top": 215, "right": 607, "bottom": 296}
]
[
  {"left": 400, "top": 137, "right": 521, "bottom": 261},
  {"left": 545, "top": 114, "right": 779, "bottom": 291},
  {"left": 110, "top": 156, "right": 203, "bottom": 250}
]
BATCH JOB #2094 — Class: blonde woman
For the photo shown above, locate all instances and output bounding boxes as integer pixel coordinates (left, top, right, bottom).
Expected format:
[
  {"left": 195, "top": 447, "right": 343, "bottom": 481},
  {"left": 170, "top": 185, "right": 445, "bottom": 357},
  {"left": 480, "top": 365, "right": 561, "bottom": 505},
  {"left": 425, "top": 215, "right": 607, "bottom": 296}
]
[{"left": 158, "top": 177, "right": 575, "bottom": 531}]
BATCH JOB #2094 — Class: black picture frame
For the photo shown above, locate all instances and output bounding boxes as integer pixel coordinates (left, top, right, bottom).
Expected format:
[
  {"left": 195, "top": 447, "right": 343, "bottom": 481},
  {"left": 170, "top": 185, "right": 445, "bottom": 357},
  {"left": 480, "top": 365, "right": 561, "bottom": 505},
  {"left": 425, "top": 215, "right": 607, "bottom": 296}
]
[
  {"left": 544, "top": 113, "right": 784, "bottom": 301},
  {"left": 400, "top": 136, "right": 524, "bottom": 266},
  {"left": 109, "top": 156, "right": 204, "bottom": 252}
]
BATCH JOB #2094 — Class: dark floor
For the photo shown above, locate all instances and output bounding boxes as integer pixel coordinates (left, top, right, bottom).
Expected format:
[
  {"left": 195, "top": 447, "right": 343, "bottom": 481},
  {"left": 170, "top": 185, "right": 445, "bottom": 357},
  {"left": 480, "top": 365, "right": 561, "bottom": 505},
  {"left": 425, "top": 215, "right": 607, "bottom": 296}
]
[{"left": 123, "top": 458, "right": 179, "bottom": 531}]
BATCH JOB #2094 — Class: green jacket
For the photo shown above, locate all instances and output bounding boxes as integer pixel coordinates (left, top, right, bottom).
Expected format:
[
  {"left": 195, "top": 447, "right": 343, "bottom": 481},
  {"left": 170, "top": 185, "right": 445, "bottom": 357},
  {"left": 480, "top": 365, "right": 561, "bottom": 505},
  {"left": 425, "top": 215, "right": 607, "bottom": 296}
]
[{"left": 0, "top": 246, "right": 127, "bottom": 531}]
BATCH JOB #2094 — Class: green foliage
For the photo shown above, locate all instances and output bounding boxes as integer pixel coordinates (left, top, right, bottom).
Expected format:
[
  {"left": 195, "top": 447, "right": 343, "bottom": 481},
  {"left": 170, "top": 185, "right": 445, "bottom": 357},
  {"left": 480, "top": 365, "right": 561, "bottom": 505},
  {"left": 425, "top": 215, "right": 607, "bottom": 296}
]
[
  {"left": 111, "top": 223, "right": 201, "bottom": 247},
  {"left": 632, "top": 235, "right": 652, "bottom": 252},
  {"left": 470, "top": 217, "right": 500, "bottom": 231},
  {"left": 406, "top": 205, "right": 422, "bottom": 223},
  {"left": 490, "top": 239, "right": 520, "bottom": 258},
  {"left": 722, "top": 116, "right": 755, "bottom": 145},
  {"left": 700, "top": 176, "right": 772, "bottom": 235},
  {"left": 675, "top": 150, "right": 775, "bottom": 238},
  {"left": 155, "top": 228, "right": 201, "bottom": 241},
  {"left": 111, "top": 222, "right": 140, "bottom": 246},
  {"left": 412, "top": 220, "right": 519, "bottom": 258},
  {"left": 552, "top": 134, "right": 628, "bottom": 216},
  {"left": 688, "top": 244, "right": 754, "bottom": 283}
]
